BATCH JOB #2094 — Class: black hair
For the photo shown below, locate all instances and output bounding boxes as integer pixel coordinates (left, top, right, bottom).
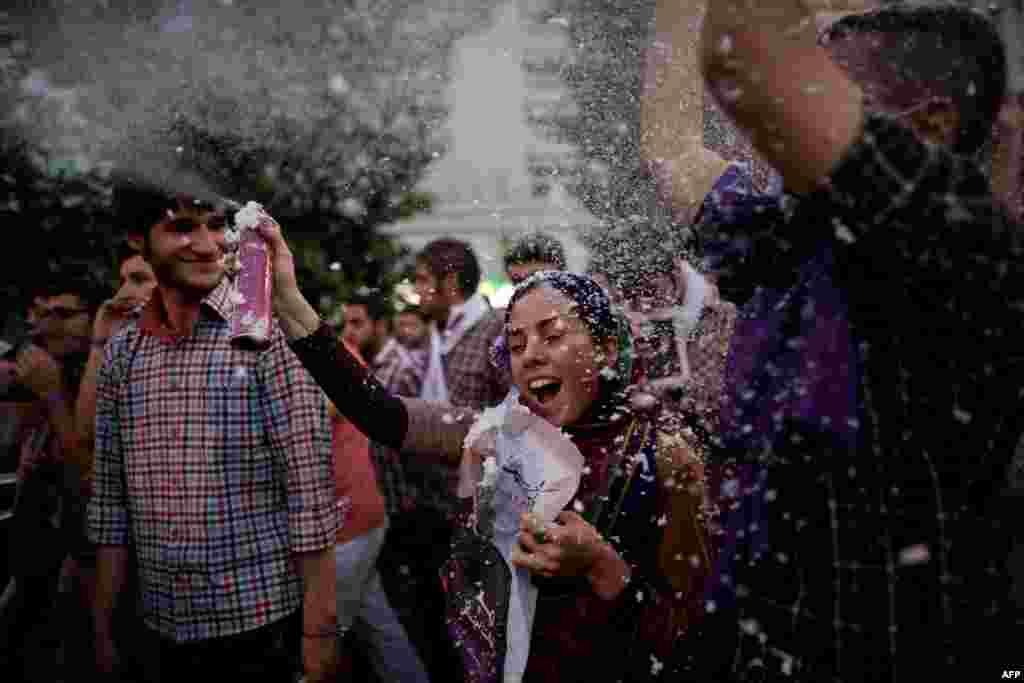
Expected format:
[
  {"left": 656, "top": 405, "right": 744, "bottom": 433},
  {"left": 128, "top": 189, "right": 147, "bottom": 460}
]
[
  {"left": 110, "top": 172, "right": 221, "bottom": 240},
  {"left": 821, "top": 2, "right": 1006, "bottom": 156},
  {"left": 110, "top": 173, "right": 177, "bottom": 239},
  {"left": 47, "top": 266, "right": 111, "bottom": 314},
  {"left": 346, "top": 291, "right": 392, "bottom": 322},
  {"left": 416, "top": 238, "right": 481, "bottom": 297},
  {"left": 114, "top": 240, "right": 145, "bottom": 268},
  {"left": 504, "top": 231, "right": 567, "bottom": 271}
]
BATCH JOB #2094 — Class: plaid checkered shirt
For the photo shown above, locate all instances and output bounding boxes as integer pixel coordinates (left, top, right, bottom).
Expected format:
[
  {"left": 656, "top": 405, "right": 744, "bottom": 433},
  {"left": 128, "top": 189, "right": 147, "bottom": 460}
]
[
  {"left": 699, "top": 113, "right": 1024, "bottom": 680},
  {"left": 371, "top": 338, "right": 425, "bottom": 399},
  {"left": 87, "top": 277, "right": 337, "bottom": 642},
  {"left": 441, "top": 308, "right": 509, "bottom": 410}
]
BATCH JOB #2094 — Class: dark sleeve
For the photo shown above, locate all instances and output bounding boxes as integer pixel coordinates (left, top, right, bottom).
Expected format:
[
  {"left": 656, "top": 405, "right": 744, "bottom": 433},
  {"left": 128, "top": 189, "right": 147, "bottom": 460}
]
[
  {"left": 818, "top": 114, "right": 1024, "bottom": 321},
  {"left": 697, "top": 194, "right": 798, "bottom": 306},
  {"left": 288, "top": 320, "right": 409, "bottom": 451},
  {"left": 821, "top": 114, "right": 1024, "bottom": 502}
]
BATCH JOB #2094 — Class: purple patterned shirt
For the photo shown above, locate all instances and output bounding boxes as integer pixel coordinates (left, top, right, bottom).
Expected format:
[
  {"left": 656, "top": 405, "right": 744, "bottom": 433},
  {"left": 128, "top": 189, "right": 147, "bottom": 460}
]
[{"left": 702, "top": 114, "right": 1024, "bottom": 679}]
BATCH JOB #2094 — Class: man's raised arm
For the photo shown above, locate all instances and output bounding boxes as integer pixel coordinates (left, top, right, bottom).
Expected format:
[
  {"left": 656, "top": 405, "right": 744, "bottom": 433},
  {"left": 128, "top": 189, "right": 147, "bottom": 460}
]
[
  {"left": 700, "top": 0, "right": 864, "bottom": 195},
  {"left": 643, "top": 0, "right": 729, "bottom": 222}
]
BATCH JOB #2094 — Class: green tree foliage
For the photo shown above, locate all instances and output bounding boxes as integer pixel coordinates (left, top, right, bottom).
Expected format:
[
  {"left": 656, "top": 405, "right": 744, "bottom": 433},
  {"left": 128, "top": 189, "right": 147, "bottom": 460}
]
[{"left": 0, "top": 0, "right": 497, "bottom": 314}]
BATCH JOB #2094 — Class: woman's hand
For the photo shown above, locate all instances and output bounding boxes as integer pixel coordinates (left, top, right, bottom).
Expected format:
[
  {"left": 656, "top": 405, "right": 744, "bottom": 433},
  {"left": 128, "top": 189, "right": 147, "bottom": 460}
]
[
  {"left": 253, "top": 211, "right": 299, "bottom": 306},
  {"left": 511, "top": 511, "right": 630, "bottom": 599},
  {"left": 253, "top": 214, "right": 321, "bottom": 339}
]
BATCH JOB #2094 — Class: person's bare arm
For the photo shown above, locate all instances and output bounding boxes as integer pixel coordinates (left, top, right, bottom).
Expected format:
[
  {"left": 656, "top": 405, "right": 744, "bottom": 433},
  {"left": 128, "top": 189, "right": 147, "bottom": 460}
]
[
  {"left": 293, "top": 548, "right": 337, "bottom": 628},
  {"left": 990, "top": 0, "right": 1024, "bottom": 218},
  {"left": 643, "top": 0, "right": 730, "bottom": 221},
  {"left": 75, "top": 300, "right": 132, "bottom": 458},
  {"left": 700, "top": 0, "right": 864, "bottom": 195},
  {"left": 14, "top": 345, "right": 77, "bottom": 455},
  {"left": 991, "top": 98, "right": 1023, "bottom": 218},
  {"left": 72, "top": 346, "right": 103, "bottom": 473},
  {"left": 293, "top": 547, "right": 337, "bottom": 681},
  {"left": 93, "top": 545, "right": 130, "bottom": 642}
]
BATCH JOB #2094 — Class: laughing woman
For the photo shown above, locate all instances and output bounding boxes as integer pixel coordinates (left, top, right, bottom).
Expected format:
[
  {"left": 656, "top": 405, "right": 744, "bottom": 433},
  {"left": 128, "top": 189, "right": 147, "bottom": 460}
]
[{"left": 256, "top": 217, "right": 714, "bottom": 682}]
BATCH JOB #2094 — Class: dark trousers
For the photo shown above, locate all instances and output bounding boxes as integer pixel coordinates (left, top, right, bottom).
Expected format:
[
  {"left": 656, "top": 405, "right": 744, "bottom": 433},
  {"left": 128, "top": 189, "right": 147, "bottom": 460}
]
[
  {"left": 130, "top": 612, "right": 300, "bottom": 682},
  {"left": 0, "top": 575, "right": 63, "bottom": 683},
  {"left": 376, "top": 507, "right": 461, "bottom": 683}
]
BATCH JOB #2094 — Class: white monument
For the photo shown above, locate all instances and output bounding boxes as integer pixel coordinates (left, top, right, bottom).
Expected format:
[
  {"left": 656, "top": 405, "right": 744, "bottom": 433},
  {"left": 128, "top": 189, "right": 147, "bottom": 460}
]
[{"left": 384, "top": 0, "right": 597, "bottom": 304}]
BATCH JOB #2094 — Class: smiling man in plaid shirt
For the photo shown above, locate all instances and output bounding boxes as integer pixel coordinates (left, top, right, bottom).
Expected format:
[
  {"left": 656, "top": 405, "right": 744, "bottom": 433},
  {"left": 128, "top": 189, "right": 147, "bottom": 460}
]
[{"left": 87, "top": 179, "right": 338, "bottom": 682}]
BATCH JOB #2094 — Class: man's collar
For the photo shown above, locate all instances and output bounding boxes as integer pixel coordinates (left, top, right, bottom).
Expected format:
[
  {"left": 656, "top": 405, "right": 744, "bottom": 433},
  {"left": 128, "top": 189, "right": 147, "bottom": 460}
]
[
  {"left": 201, "top": 277, "right": 234, "bottom": 322},
  {"left": 140, "top": 276, "right": 233, "bottom": 335}
]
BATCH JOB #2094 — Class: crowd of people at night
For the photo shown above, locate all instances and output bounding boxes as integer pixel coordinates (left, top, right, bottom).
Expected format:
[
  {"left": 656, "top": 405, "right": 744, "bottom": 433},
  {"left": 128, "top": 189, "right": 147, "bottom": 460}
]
[{"left": 2, "top": 1, "right": 1023, "bottom": 681}]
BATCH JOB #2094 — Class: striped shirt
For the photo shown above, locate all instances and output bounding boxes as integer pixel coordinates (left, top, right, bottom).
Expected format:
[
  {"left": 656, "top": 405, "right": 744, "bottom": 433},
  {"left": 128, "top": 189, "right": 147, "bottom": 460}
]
[
  {"left": 442, "top": 308, "right": 509, "bottom": 411},
  {"left": 371, "top": 338, "right": 425, "bottom": 398},
  {"left": 87, "top": 277, "right": 336, "bottom": 642}
]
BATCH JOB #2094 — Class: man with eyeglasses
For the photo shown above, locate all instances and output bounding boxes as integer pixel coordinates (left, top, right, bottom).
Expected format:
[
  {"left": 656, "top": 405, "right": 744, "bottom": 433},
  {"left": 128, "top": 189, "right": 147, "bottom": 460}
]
[
  {"left": 30, "top": 295, "right": 94, "bottom": 357},
  {"left": 45, "top": 243, "right": 159, "bottom": 681},
  {"left": 1, "top": 269, "right": 108, "bottom": 682},
  {"left": 7, "top": 273, "right": 104, "bottom": 481},
  {"left": 9, "top": 271, "right": 107, "bottom": 472}
]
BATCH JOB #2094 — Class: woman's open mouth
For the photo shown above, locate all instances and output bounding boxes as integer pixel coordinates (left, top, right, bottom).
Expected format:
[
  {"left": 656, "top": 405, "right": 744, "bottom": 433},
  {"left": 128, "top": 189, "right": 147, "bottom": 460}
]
[{"left": 528, "top": 378, "right": 562, "bottom": 406}]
